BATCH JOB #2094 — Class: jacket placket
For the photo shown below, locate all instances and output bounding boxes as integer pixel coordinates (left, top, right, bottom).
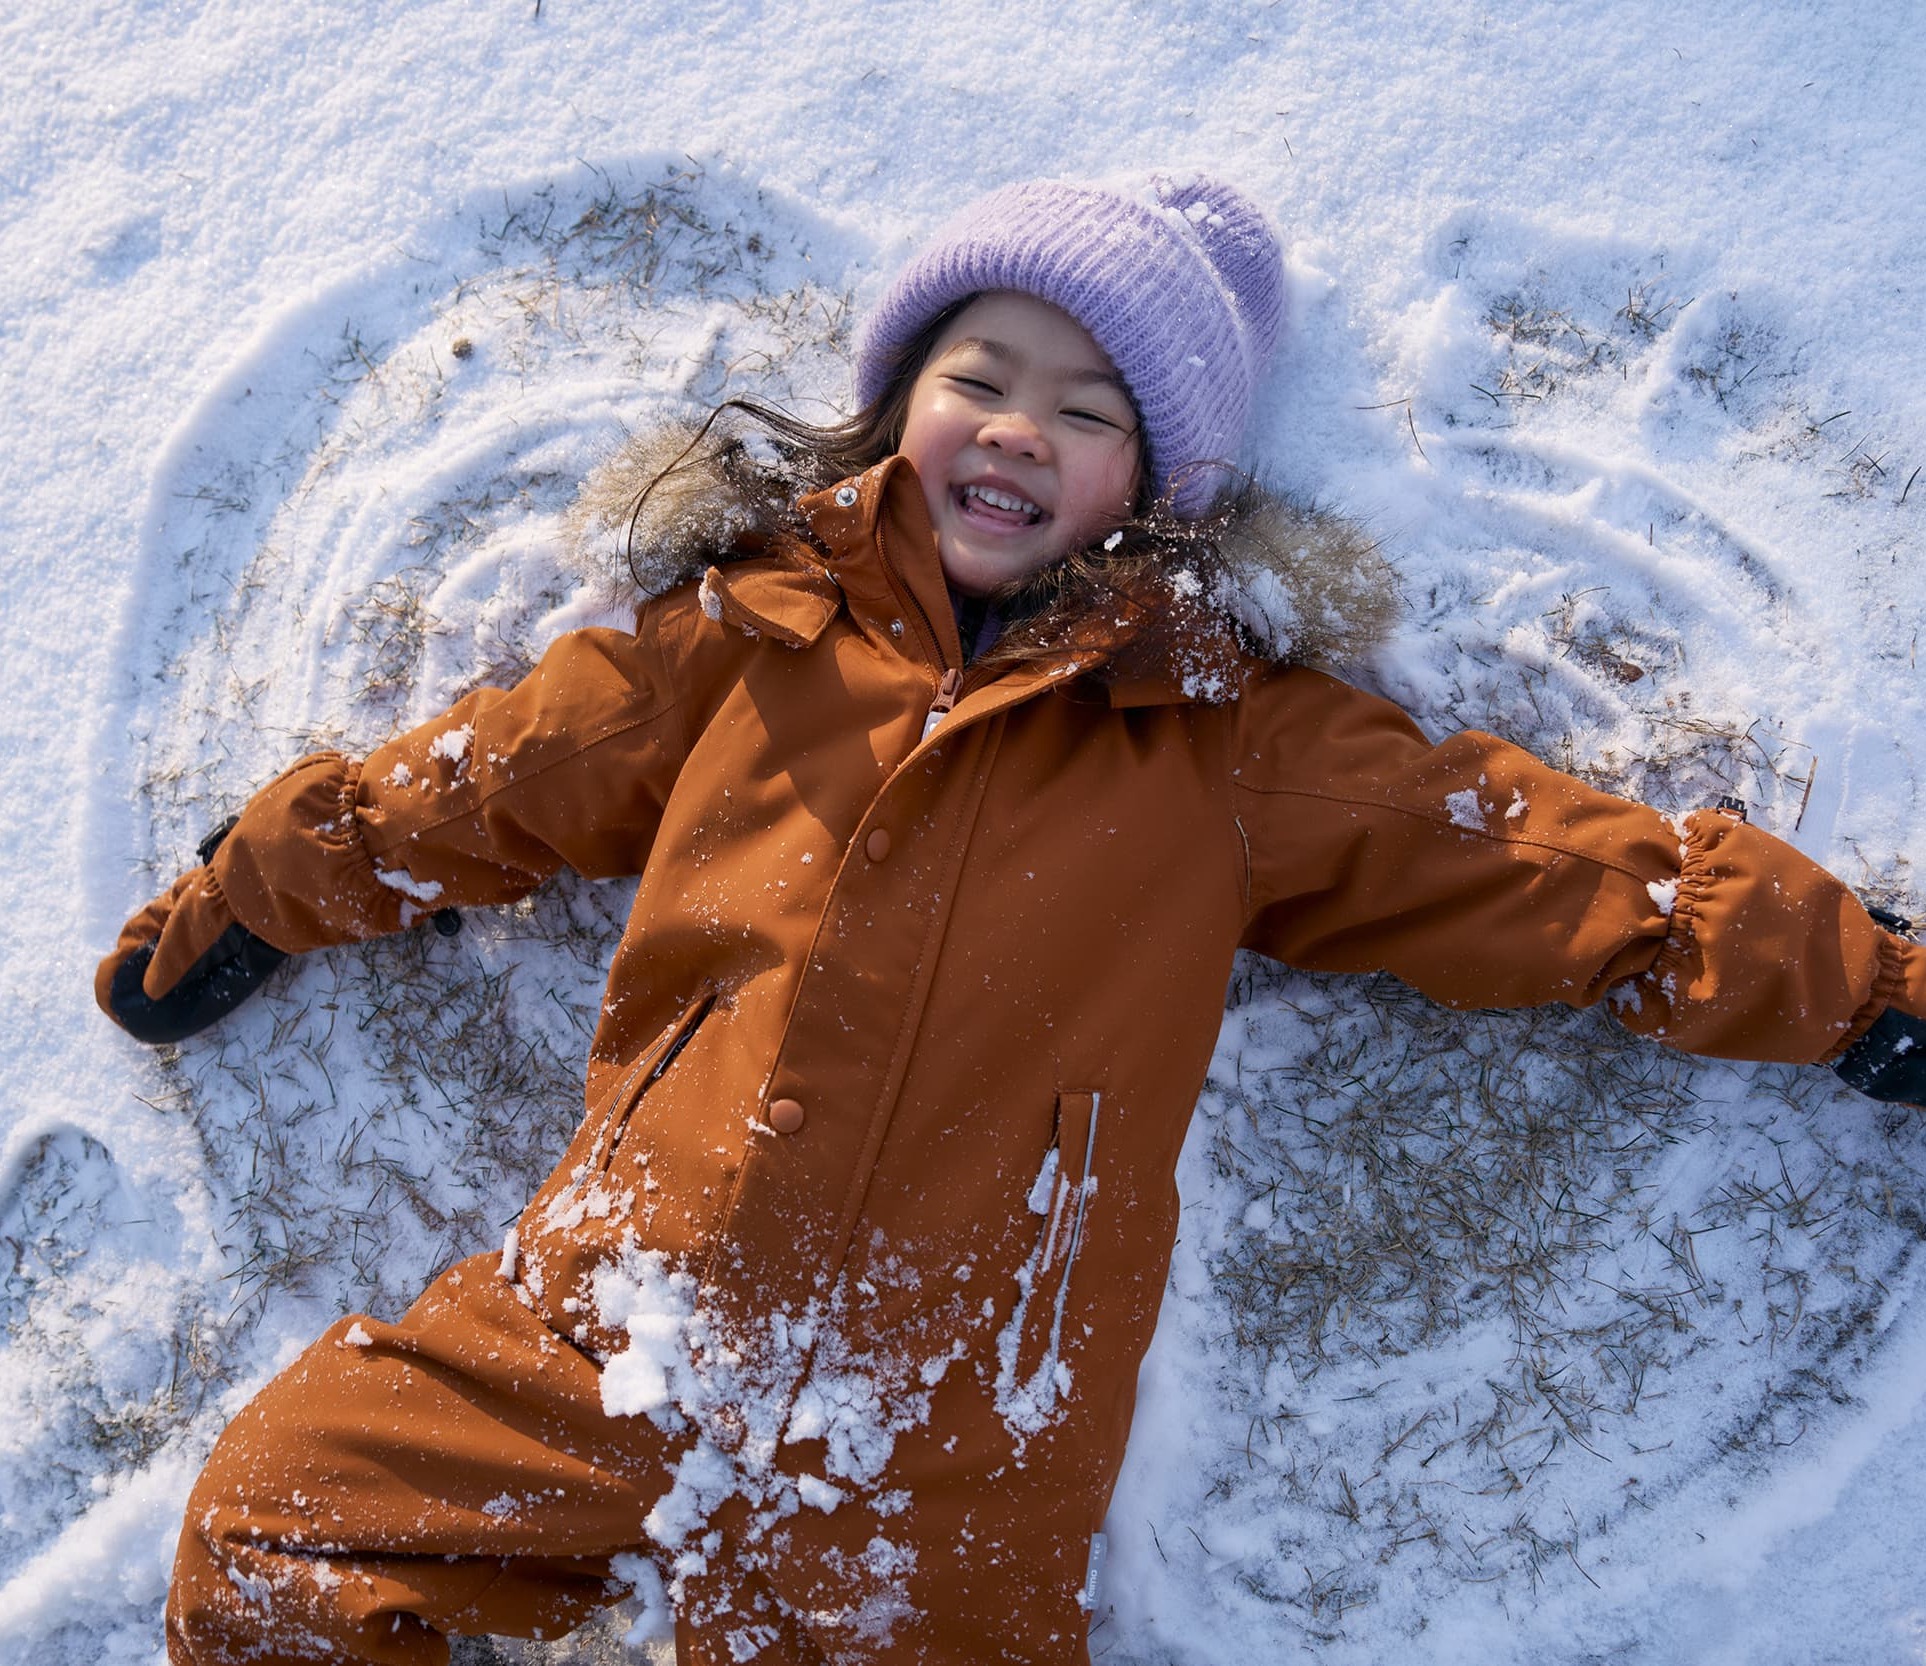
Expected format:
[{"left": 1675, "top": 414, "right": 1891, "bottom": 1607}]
[{"left": 696, "top": 465, "right": 1097, "bottom": 1358}]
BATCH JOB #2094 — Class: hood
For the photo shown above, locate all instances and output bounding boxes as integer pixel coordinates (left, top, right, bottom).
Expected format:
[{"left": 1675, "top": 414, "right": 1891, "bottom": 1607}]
[{"left": 565, "top": 421, "right": 1398, "bottom": 676}]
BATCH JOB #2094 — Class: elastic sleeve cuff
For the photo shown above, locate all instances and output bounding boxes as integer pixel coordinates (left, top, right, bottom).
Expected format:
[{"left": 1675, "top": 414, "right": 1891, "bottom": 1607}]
[
  {"left": 1815, "top": 931, "right": 1918, "bottom": 1065},
  {"left": 211, "top": 752, "right": 402, "bottom": 952},
  {"left": 1610, "top": 808, "right": 1891, "bottom": 1063}
]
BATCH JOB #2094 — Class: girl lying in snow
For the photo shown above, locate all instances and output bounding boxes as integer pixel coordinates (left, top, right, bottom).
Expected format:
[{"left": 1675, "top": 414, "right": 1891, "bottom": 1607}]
[{"left": 100, "top": 175, "right": 1926, "bottom": 1666}]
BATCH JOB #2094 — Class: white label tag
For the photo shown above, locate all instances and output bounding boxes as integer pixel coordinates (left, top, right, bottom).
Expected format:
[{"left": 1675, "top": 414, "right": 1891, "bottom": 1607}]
[{"left": 1081, "top": 1530, "right": 1108, "bottom": 1619}]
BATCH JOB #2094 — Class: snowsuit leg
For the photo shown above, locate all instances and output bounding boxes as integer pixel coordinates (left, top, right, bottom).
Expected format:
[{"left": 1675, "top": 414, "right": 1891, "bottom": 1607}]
[{"left": 166, "top": 1254, "right": 686, "bottom": 1666}]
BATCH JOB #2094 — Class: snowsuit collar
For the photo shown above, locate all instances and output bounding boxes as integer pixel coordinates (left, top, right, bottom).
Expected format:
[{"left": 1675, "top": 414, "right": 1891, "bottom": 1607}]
[
  {"left": 694, "top": 458, "right": 955, "bottom": 659},
  {"left": 568, "top": 420, "right": 1400, "bottom": 702},
  {"left": 802, "top": 456, "right": 964, "bottom": 671},
  {"left": 703, "top": 456, "right": 1255, "bottom": 709}
]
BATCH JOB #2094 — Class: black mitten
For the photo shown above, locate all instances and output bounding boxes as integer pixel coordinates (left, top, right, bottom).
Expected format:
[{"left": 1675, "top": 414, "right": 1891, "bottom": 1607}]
[
  {"left": 97, "top": 814, "right": 287, "bottom": 1046},
  {"left": 107, "top": 923, "right": 289, "bottom": 1046},
  {"left": 1833, "top": 1007, "right": 1926, "bottom": 1106},
  {"left": 100, "top": 813, "right": 462, "bottom": 1046}
]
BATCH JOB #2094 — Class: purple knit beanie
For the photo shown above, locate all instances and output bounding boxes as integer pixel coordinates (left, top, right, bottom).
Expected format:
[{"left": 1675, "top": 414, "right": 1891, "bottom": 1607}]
[{"left": 855, "top": 174, "right": 1285, "bottom": 517}]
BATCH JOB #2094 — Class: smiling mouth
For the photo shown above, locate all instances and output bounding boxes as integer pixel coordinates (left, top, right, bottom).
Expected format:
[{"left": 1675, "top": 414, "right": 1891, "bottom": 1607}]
[{"left": 957, "top": 483, "right": 1044, "bottom": 527}]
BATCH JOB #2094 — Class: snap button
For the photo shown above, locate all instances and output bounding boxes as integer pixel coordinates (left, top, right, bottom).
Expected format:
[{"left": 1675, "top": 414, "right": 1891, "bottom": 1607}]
[
  {"left": 834, "top": 485, "right": 859, "bottom": 508},
  {"left": 864, "top": 828, "right": 891, "bottom": 862},
  {"left": 768, "top": 1097, "right": 806, "bottom": 1134},
  {"left": 889, "top": 618, "right": 904, "bottom": 637}
]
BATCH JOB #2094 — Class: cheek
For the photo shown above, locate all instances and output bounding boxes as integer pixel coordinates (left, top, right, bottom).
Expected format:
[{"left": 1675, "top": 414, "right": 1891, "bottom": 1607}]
[
  {"left": 896, "top": 404, "right": 957, "bottom": 520},
  {"left": 1076, "top": 441, "right": 1143, "bottom": 522},
  {"left": 899, "top": 388, "right": 977, "bottom": 465},
  {"left": 1084, "top": 426, "right": 1143, "bottom": 508},
  {"left": 1122, "top": 432, "right": 1146, "bottom": 502}
]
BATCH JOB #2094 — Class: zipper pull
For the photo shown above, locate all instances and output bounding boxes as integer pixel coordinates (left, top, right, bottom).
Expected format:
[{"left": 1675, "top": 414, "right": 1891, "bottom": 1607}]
[{"left": 922, "top": 668, "right": 962, "bottom": 741}]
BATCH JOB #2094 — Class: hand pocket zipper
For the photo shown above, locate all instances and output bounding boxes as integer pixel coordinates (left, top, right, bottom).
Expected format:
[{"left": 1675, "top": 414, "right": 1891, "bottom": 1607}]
[
  {"left": 997, "top": 1090, "right": 1101, "bottom": 1434},
  {"left": 599, "top": 989, "right": 715, "bottom": 1172}
]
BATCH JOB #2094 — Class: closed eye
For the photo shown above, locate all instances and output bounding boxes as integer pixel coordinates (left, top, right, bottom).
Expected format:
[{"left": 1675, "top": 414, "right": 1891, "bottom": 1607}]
[
  {"left": 1065, "top": 406, "right": 1130, "bottom": 432},
  {"left": 945, "top": 374, "right": 1002, "bottom": 395}
]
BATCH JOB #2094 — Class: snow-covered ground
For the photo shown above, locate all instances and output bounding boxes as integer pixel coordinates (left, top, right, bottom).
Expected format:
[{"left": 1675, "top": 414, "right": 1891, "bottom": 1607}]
[{"left": 5, "top": 1, "right": 1926, "bottom": 1660}]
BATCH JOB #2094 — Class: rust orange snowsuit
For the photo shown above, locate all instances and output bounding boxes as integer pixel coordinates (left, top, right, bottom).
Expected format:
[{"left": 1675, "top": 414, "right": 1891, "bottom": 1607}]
[{"left": 106, "top": 458, "right": 1926, "bottom": 1664}]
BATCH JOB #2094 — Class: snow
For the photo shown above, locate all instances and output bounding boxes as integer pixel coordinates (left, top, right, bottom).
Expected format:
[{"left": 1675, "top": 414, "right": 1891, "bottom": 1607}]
[
  {"left": 1444, "top": 787, "right": 1489, "bottom": 830},
  {"left": 590, "top": 1233, "right": 938, "bottom": 1631},
  {"left": 426, "top": 723, "right": 475, "bottom": 766},
  {"left": 596, "top": 1250, "right": 700, "bottom": 1426},
  {"left": 7, "top": 0, "right": 1926, "bottom": 1662},
  {"left": 795, "top": 1475, "right": 845, "bottom": 1514},
  {"left": 373, "top": 864, "right": 445, "bottom": 904},
  {"left": 609, "top": 1553, "right": 675, "bottom": 1646}
]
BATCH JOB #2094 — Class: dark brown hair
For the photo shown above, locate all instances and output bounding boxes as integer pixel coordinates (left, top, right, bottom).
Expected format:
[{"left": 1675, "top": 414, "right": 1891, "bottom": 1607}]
[{"left": 622, "top": 302, "right": 970, "bottom": 584}]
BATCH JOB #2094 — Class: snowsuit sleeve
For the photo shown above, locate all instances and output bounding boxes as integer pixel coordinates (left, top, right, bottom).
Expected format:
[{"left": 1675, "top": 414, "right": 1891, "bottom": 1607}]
[
  {"left": 207, "top": 618, "right": 688, "bottom": 954},
  {"left": 1230, "top": 668, "right": 1926, "bottom": 1064}
]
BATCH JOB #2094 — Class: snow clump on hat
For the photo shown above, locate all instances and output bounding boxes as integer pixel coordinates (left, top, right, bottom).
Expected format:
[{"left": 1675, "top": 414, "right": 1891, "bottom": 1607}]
[{"left": 855, "top": 173, "right": 1286, "bottom": 517}]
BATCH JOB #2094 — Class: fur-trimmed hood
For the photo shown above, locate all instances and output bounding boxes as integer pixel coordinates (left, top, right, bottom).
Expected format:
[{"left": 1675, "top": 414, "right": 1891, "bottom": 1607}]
[{"left": 565, "top": 423, "right": 1398, "bottom": 677}]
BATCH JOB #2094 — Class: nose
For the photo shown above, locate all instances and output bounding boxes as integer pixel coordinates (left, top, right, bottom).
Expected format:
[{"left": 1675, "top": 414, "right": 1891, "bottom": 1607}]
[{"left": 979, "top": 405, "right": 1049, "bottom": 462}]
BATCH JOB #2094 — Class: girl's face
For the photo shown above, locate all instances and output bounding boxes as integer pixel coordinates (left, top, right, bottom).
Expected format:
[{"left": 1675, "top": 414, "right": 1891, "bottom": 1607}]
[{"left": 896, "top": 292, "right": 1143, "bottom": 598}]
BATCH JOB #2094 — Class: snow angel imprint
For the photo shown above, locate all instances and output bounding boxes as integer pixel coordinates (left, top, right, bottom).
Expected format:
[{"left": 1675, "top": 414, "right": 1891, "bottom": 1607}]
[{"left": 100, "top": 173, "right": 1926, "bottom": 1666}]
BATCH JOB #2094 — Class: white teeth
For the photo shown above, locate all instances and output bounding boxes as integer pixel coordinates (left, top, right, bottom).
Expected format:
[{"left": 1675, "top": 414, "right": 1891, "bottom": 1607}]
[{"left": 963, "top": 484, "right": 1040, "bottom": 517}]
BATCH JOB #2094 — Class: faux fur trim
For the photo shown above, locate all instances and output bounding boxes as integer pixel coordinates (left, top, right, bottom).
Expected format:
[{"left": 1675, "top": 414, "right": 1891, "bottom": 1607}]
[
  {"left": 565, "top": 422, "right": 1398, "bottom": 671},
  {"left": 566, "top": 424, "right": 791, "bottom": 608},
  {"left": 1196, "top": 490, "right": 1398, "bottom": 669}
]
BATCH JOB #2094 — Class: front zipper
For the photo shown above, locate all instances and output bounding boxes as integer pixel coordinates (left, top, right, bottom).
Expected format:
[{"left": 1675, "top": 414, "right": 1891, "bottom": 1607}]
[
  {"left": 868, "top": 495, "right": 975, "bottom": 743},
  {"left": 863, "top": 469, "right": 1115, "bottom": 746},
  {"left": 922, "top": 668, "right": 963, "bottom": 740}
]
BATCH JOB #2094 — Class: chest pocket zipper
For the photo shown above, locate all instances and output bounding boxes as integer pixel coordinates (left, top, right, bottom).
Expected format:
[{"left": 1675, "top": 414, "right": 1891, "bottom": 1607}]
[
  {"left": 1001, "top": 1091, "right": 1102, "bottom": 1419},
  {"left": 599, "top": 990, "right": 715, "bottom": 1171}
]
